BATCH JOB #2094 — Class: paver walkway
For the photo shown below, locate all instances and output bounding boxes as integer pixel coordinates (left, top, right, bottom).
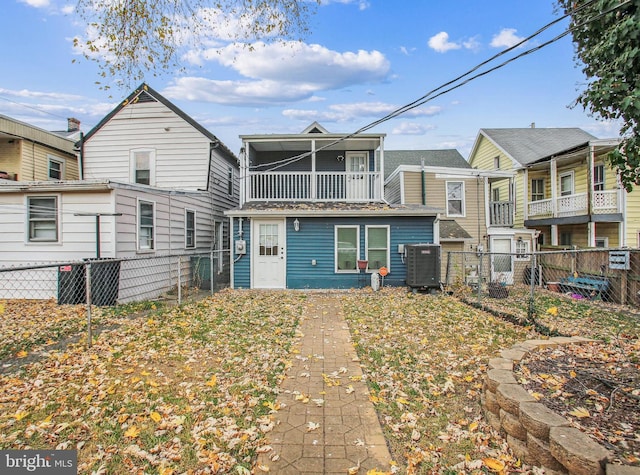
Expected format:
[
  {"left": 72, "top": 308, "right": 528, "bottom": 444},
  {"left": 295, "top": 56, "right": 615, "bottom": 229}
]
[{"left": 256, "top": 293, "right": 392, "bottom": 474}]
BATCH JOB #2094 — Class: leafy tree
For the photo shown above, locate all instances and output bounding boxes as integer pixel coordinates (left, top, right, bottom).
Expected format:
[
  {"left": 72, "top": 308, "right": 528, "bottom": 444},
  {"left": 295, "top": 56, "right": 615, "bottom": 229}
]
[
  {"left": 557, "top": 0, "right": 640, "bottom": 191},
  {"left": 73, "top": 0, "right": 317, "bottom": 90}
]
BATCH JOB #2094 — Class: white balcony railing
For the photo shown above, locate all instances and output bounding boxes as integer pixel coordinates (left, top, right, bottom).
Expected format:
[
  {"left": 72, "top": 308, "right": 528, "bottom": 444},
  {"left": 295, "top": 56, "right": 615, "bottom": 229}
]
[
  {"left": 528, "top": 190, "right": 620, "bottom": 219},
  {"left": 592, "top": 189, "right": 619, "bottom": 214},
  {"left": 528, "top": 198, "right": 553, "bottom": 218},
  {"left": 248, "top": 171, "right": 382, "bottom": 202},
  {"left": 489, "top": 201, "right": 514, "bottom": 226},
  {"left": 557, "top": 192, "right": 588, "bottom": 217}
]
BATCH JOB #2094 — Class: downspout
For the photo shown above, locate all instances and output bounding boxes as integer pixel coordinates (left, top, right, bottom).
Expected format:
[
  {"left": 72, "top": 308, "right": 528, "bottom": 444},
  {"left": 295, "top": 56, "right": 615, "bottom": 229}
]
[
  {"left": 78, "top": 132, "right": 84, "bottom": 180},
  {"left": 421, "top": 158, "right": 426, "bottom": 205}
]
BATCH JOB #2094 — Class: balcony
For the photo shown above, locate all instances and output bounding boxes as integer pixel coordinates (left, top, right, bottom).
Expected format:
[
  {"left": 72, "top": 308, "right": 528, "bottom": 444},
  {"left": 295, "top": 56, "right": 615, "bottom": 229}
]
[
  {"left": 527, "top": 190, "right": 620, "bottom": 219},
  {"left": 248, "top": 171, "right": 382, "bottom": 202},
  {"left": 489, "top": 201, "right": 514, "bottom": 227}
]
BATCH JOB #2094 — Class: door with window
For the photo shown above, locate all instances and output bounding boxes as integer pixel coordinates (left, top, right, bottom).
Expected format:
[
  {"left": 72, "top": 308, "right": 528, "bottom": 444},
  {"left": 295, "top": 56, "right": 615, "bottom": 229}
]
[
  {"left": 490, "top": 237, "right": 514, "bottom": 285},
  {"left": 346, "top": 152, "right": 368, "bottom": 200},
  {"left": 252, "top": 219, "right": 286, "bottom": 288}
]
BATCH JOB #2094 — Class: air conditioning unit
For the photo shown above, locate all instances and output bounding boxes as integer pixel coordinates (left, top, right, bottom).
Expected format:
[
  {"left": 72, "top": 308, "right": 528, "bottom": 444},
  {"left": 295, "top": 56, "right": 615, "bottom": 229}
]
[{"left": 405, "top": 244, "right": 441, "bottom": 289}]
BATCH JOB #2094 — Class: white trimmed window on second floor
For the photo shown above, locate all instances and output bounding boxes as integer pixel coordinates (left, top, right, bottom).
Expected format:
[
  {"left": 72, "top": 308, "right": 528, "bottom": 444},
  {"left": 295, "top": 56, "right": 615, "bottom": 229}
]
[
  {"left": 560, "top": 172, "right": 574, "bottom": 197},
  {"left": 446, "top": 181, "right": 465, "bottom": 217},
  {"left": 130, "top": 149, "right": 156, "bottom": 186},
  {"left": 531, "top": 178, "right": 544, "bottom": 201},
  {"left": 48, "top": 156, "right": 65, "bottom": 180},
  {"left": 594, "top": 164, "right": 605, "bottom": 191},
  {"left": 27, "top": 195, "right": 58, "bottom": 243}
]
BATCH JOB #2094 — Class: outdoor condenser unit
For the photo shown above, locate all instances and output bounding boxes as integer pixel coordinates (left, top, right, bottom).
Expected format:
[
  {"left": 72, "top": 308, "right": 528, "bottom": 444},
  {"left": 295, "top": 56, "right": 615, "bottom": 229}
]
[{"left": 405, "top": 244, "right": 441, "bottom": 289}]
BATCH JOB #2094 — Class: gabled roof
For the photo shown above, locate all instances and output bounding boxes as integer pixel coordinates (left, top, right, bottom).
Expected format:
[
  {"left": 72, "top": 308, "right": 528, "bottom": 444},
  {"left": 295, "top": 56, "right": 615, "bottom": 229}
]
[
  {"left": 470, "top": 128, "right": 597, "bottom": 167},
  {"left": 301, "top": 122, "right": 330, "bottom": 134},
  {"left": 83, "top": 83, "right": 237, "bottom": 161},
  {"left": 382, "top": 149, "right": 470, "bottom": 179}
]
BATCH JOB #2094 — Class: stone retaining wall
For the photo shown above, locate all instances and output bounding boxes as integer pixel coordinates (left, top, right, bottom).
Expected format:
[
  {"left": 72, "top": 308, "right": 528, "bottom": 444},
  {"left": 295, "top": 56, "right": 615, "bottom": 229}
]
[{"left": 481, "top": 336, "right": 640, "bottom": 475}]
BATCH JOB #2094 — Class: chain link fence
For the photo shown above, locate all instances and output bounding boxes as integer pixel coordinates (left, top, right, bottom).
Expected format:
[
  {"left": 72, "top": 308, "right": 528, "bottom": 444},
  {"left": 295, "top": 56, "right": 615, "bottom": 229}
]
[
  {"left": 443, "top": 248, "right": 640, "bottom": 332},
  {"left": 0, "top": 251, "right": 230, "bottom": 306}
]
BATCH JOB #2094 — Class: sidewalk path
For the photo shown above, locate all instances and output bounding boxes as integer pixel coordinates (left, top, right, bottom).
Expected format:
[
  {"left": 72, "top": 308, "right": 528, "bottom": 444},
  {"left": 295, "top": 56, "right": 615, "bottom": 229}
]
[{"left": 256, "top": 293, "right": 392, "bottom": 474}]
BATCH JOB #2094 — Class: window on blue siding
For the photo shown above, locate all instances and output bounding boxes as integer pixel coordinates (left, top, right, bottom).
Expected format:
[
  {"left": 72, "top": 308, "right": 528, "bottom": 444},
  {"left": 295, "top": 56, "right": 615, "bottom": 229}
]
[
  {"left": 366, "top": 225, "right": 389, "bottom": 271},
  {"left": 185, "top": 209, "right": 196, "bottom": 249},
  {"left": 335, "top": 226, "right": 359, "bottom": 272}
]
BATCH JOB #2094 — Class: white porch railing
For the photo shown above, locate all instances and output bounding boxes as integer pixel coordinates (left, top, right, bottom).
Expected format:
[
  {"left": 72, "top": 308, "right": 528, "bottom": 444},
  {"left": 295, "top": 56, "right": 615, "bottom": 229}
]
[
  {"left": 248, "top": 171, "right": 382, "bottom": 202},
  {"left": 528, "top": 190, "right": 620, "bottom": 219},
  {"left": 592, "top": 189, "right": 620, "bottom": 214},
  {"left": 528, "top": 198, "right": 553, "bottom": 218},
  {"left": 557, "top": 192, "right": 588, "bottom": 217},
  {"left": 489, "top": 201, "right": 514, "bottom": 226}
]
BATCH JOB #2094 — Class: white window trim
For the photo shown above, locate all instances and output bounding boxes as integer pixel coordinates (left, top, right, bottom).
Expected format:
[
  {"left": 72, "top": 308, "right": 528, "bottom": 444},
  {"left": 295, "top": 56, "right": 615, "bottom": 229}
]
[
  {"left": 185, "top": 208, "right": 196, "bottom": 249},
  {"left": 130, "top": 148, "right": 156, "bottom": 186},
  {"left": 531, "top": 178, "right": 545, "bottom": 201},
  {"left": 26, "top": 194, "right": 60, "bottom": 243},
  {"left": 559, "top": 171, "right": 574, "bottom": 196},
  {"left": 446, "top": 180, "right": 466, "bottom": 217},
  {"left": 515, "top": 239, "right": 530, "bottom": 261},
  {"left": 365, "top": 225, "right": 390, "bottom": 273},
  {"left": 335, "top": 225, "right": 360, "bottom": 273},
  {"left": 593, "top": 163, "right": 605, "bottom": 190},
  {"left": 47, "top": 155, "right": 65, "bottom": 181},
  {"left": 137, "top": 198, "right": 156, "bottom": 252},
  {"left": 595, "top": 237, "right": 608, "bottom": 248}
]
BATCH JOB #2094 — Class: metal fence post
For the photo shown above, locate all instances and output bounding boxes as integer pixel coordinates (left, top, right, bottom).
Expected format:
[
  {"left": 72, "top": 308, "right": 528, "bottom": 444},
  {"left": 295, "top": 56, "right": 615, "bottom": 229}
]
[
  {"left": 210, "top": 250, "right": 215, "bottom": 295},
  {"left": 85, "top": 261, "right": 93, "bottom": 348},
  {"left": 177, "top": 255, "right": 182, "bottom": 305},
  {"left": 528, "top": 252, "right": 537, "bottom": 323},
  {"left": 477, "top": 251, "right": 483, "bottom": 306}
]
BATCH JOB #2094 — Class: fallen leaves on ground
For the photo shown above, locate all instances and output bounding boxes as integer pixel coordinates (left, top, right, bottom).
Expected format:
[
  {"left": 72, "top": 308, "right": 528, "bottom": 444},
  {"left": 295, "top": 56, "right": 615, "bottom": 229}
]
[
  {"left": 341, "top": 288, "right": 537, "bottom": 473},
  {"left": 516, "top": 339, "right": 640, "bottom": 465},
  {"left": 0, "top": 290, "right": 305, "bottom": 473}
]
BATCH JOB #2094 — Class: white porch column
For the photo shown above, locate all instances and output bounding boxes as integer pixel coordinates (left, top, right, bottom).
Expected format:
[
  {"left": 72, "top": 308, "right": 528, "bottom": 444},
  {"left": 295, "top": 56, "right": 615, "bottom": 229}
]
[
  {"left": 523, "top": 169, "right": 529, "bottom": 221},
  {"left": 379, "top": 136, "right": 385, "bottom": 200},
  {"left": 550, "top": 158, "right": 558, "bottom": 217},
  {"left": 311, "top": 139, "right": 317, "bottom": 200},
  {"left": 588, "top": 222, "right": 596, "bottom": 247},
  {"left": 551, "top": 225, "right": 558, "bottom": 246}
]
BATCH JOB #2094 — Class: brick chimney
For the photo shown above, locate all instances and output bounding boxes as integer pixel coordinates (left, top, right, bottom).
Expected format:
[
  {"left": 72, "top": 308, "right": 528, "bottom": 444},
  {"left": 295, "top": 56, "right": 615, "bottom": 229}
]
[{"left": 67, "top": 117, "right": 81, "bottom": 132}]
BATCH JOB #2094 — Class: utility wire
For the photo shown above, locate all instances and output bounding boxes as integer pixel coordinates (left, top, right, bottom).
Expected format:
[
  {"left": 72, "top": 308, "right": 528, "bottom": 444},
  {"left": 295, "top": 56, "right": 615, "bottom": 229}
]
[{"left": 249, "top": 0, "right": 625, "bottom": 172}]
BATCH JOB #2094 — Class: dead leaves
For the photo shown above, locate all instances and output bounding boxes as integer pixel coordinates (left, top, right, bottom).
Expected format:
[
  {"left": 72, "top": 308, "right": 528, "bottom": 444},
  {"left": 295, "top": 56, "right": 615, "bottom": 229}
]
[{"left": 0, "top": 290, "right": 306, "bottom": 473}]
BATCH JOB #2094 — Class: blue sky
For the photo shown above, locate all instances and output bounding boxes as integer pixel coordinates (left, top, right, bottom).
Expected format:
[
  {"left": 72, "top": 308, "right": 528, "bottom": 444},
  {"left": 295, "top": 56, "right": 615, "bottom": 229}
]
[{"left": 0, "top": 0, "right": 621, "bottom": 157}]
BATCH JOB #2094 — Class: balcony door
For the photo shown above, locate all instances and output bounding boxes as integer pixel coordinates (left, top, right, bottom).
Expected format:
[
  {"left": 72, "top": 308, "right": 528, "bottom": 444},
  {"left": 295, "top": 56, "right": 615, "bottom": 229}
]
[
  {"left": 252, "top": 219, "right": 286, "bottom": 288},
  {"left": 346, "top": 152, "right": 368, "bottom": 200}
]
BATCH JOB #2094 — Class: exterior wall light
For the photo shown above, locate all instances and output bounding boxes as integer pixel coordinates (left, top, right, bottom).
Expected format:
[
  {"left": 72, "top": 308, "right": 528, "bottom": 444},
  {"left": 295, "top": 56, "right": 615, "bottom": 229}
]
[{"left": 293, "top": 218, "right": 300, "bottom": 232}]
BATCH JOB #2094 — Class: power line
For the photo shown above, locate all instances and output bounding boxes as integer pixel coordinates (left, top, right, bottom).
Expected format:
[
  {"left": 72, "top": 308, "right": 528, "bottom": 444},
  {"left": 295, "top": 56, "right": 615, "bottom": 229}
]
[{"left": 249, "top": 0, "right": 625, "bottom": 172}]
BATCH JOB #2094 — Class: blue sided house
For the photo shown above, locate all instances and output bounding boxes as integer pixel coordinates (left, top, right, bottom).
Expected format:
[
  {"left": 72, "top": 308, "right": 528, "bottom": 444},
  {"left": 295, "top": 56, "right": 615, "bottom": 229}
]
[{"left": 225, "top": 123, "right": 442, "bottom": 289}]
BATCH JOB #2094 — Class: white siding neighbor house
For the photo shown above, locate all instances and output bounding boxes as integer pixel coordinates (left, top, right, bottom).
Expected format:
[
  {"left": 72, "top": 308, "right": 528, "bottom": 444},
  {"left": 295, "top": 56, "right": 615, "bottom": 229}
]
[{"left": 0, "top": 84, "right": 238, "bottom": 302}]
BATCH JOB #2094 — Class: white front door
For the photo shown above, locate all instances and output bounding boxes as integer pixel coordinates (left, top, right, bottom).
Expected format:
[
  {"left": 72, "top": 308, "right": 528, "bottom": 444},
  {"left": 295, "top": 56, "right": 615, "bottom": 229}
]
[
  {"left": 490, "top": 237, "right": 514, "bottom": 284},
  {"left": 346, "top": 152, "right": 368, "bottom": 200},
  {"left": 252, "top": 219, "right": 286, "bottom": 288}
]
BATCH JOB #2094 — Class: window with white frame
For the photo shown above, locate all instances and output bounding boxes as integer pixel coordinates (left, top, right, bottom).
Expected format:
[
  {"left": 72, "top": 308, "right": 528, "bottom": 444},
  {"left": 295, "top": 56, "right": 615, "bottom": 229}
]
[
  {"left": 366, "top": 225, "right": 389, "bottom": 271},
  {"left": 27, "top": 196, "right": 58, "bottom": 242},
  {"left": 185, "top": 209, "right": 196, "bottom": 249},
  {"left": 531, "top": 178, "right": 544, "bottom": 201},
  {"left": 515, "top": 238, "right": 530, "bottom": 260},
  {"left": 48, "top": 156, "right": 64, "bottom": 180},
  {"left": 595, "top": 237, "right": 608, "bottom": 248},
  {"left": 131, "top": 149, "right": 155, "bottom": 185},
  {"left": 560, "top": 172, "right": 574, "bottom": 197},
  {"left": 593, "top": 164, "right": 605, "bottom": 191},
  {"left": 138, "top": 200, "right": 155, "bottom": 250},
  {"left": 335, "top": 226, "right": 359, "bottom": 272},
  {"left": 446, "top": 181, "right": 465, "bottom": 216},
  {"left": 492, "top": 187, "right": 500, "bottom": 202}
]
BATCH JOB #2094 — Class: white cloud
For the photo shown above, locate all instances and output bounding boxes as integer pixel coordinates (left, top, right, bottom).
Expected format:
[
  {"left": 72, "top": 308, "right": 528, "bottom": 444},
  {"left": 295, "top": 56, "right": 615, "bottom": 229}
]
[
  {"left": 391, "top": 122, "right": 436, "bottom": 136},
  {"left": 428, "top": 32, "right": 461, "bottom": 53},
  {"left": 186, "top": 41, "right": 389, "bottom": 89},
  {"left": 19, "top": 0, "right": 50, "bottom": 7},
  {"left": 462, "top": 36, "right": 481, "bottom": 52},
  {"left": 490, "top": 28, "right": 525, "bottom": 48}
]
